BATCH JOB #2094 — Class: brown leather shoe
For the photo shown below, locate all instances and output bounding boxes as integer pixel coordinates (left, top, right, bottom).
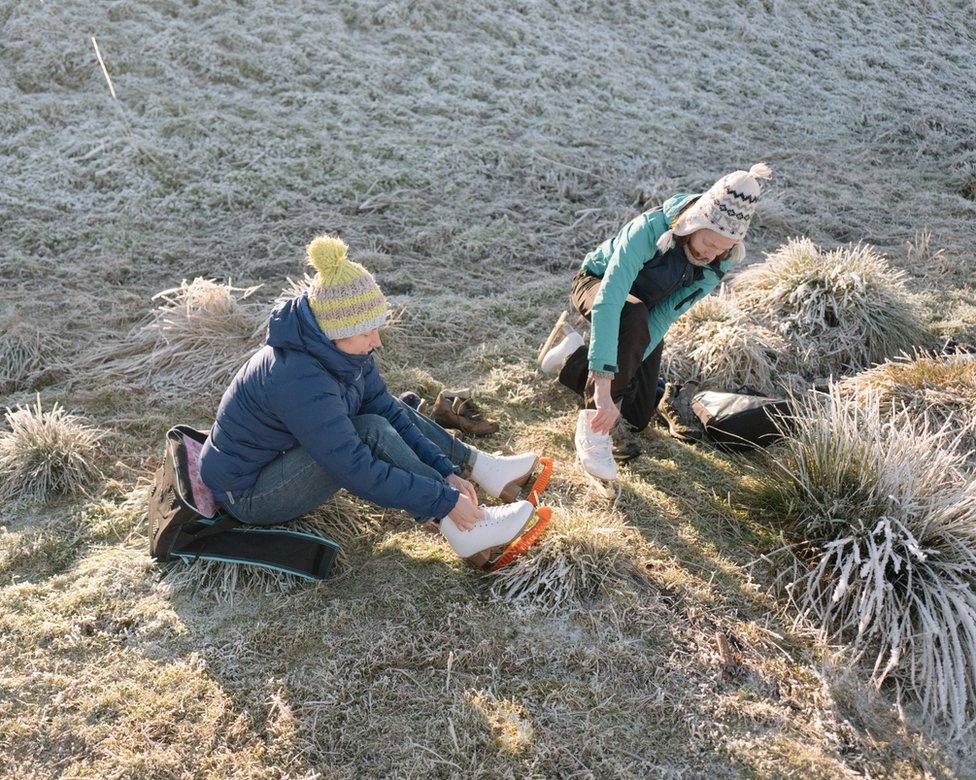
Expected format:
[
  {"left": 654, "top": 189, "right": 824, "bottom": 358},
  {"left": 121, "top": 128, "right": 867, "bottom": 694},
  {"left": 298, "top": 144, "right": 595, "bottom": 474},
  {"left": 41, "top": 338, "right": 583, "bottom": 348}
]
[
  {"left": 657, "top": 381, "right": 704, "bottom": 442},
  {"left": 432, "top": 389, "right": 500, "bottom": 437}
]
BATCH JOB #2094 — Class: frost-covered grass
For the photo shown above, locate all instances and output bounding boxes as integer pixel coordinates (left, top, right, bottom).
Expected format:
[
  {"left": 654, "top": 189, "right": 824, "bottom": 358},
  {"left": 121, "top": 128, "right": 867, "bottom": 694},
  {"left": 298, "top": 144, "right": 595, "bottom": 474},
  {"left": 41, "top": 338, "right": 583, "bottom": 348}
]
[
  {"left": 841, "top": 352, "right": 976, "bottom": 459},
  {"left": 663, "top": 292, "right": 787, "bottom": 395},
  {"left": 733, "top": 239, "right": 930, "bottom": 377},
  {"left": 0, "top": 397, "right": 104, "bottom": 502},
  {"left": 488, "top": 507, "right": 645, "bottom": 608},
  {"left": 0, "top": 311, "right": 65, "bottom": 394},
  {"left": 74, "top": 278, "right": 266, "bottom": 398},
  {"left": 752, "top": 388, "right": 976, "bottom": 736},
  {"left": 3, "top": 0, "right": 976, "bottom": 775}
]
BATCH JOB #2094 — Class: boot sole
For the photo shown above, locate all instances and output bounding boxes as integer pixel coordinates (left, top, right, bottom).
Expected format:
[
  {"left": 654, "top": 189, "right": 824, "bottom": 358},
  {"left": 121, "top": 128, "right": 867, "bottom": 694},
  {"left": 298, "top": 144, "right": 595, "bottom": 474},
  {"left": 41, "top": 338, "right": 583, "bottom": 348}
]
[
  {"left": 496, "top": 456, "right": 547, "bottom": 503},
  {"left": 536, "top": 310, "right": 569, "bottom": 367}
]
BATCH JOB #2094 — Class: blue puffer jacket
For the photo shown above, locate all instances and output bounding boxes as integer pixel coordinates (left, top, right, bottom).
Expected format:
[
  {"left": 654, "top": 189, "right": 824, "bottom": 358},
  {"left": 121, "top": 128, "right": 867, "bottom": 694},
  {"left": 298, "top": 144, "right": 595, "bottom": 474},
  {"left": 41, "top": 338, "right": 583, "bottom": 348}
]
[{"left": 199, "top": 295, "right": 459, "bottom": 520}]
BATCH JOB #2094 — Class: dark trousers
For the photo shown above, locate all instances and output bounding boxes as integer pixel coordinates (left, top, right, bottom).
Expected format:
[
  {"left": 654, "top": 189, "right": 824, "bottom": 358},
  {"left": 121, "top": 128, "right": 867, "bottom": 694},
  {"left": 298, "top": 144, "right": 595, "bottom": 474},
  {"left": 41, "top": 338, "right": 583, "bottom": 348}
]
[{"left": 557, "top": 271, "right": 664, "bottom": 431}]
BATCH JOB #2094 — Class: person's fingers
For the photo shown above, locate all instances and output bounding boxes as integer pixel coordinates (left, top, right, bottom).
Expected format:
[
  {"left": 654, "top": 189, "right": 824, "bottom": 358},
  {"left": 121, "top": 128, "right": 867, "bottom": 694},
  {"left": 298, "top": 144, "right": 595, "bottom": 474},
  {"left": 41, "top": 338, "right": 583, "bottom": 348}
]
[
  {"left": 590, "top": 409, "right": 613, "bottom": 434},
  {"left": 591, "top": 407, "right": 619, "bottom": 435},
  {"left": 450, "top": 477, "right": 477, "bottom": 506}
]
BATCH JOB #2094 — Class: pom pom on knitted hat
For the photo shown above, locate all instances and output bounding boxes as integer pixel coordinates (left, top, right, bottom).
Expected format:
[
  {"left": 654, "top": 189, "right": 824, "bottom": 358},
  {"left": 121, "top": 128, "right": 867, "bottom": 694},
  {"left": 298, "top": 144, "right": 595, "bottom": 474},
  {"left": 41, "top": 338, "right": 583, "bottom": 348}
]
[
  {"left": 306, "top": 235, "right": 350, "bottom": 281},
  {"left": 748, "top": 162, "right": 773, "bottom": 181},
  {"left": 304, "top": 234, "right": 389, "bottom": 340}
]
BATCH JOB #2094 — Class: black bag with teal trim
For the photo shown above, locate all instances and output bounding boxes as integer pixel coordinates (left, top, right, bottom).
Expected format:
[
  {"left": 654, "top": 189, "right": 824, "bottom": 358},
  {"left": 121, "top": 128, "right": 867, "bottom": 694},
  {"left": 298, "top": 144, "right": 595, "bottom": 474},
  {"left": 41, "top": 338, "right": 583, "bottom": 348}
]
[{"left": 148, "top": 425, "right": 339, "bottom": 580}]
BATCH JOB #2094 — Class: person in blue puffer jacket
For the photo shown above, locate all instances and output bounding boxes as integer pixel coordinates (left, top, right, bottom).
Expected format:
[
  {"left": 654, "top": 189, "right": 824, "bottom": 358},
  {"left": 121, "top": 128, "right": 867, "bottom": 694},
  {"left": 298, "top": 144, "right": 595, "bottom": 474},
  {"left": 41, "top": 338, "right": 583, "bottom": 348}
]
[{"left": 199, "top": 236, "right": 540, "bottom": 560}]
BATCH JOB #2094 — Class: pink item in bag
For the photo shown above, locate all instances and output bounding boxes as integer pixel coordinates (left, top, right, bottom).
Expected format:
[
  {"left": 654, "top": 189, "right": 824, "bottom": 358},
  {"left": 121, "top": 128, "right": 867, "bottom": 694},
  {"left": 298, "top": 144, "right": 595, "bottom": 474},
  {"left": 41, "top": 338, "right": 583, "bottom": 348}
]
[{"left": 182, "top": 434, "right": 219, "bottom": 518}]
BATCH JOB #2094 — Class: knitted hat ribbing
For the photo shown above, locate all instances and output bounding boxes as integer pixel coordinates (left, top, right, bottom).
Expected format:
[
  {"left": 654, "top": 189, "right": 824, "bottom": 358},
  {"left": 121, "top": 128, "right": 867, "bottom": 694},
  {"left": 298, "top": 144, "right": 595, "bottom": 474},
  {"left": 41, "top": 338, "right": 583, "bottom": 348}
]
[
  {"left": 306, "top": 235, "right": 389, "bottom": 340},
  {"left": 672, "top": 163, "right": 772, "bottom": 242}
]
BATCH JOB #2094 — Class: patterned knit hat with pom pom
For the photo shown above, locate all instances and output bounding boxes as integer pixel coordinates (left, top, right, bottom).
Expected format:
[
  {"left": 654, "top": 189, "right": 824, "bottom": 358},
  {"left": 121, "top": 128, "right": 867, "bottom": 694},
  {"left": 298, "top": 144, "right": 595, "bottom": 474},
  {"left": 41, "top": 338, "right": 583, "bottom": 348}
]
[
  {"left": 672, "top": 163, "right": 773, "bottom": 242},
  {"left": 305, "top": 235, "right": 389, "bottom": 340}
]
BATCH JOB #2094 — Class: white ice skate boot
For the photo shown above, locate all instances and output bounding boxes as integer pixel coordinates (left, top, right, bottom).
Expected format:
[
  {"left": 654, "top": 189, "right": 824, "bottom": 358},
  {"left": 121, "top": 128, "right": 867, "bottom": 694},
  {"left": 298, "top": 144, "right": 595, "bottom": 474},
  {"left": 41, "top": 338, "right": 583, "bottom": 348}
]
[
  {"left": 469, "top": 450, "right": 539, "bottom": 502},
  {"left": 575, "top": 409, "right": 617, "bottom": 481},
  {"left": 538, "top": 311, "right": 585, "bottom": 376},
  {"left": 439, "top": 500, "right": 535, "bottom": 560}
]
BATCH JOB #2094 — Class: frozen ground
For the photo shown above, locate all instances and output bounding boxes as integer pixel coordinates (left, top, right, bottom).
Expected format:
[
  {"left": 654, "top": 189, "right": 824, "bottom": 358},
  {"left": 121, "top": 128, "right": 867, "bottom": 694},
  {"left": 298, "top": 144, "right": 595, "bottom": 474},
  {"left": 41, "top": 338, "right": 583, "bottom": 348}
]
[{"left": 2, "top": 0, "right": 976, "bottom": 776}]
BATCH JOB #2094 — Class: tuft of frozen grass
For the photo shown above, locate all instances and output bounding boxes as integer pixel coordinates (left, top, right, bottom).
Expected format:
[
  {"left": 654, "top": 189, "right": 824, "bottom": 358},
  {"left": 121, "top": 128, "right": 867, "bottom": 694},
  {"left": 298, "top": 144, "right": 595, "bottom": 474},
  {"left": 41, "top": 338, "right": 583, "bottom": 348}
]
[
  {"left": 74, "top": 278, "right": 266, "bottom": 398},
  {"left": 0, "top": 311, "right": 65, "bottom": 393},
  {"left": 0, "top": 396, "right": 104, "bottom": 502},
  {"left": 488, "top": 507, "right": 645, "bottom": 609},
  {"left": 663, "top": 291, "right": 787, "bottom": 395},
  {"left": 275, "top": 273, "right": 315, "bottom": 305},
  {"left": 734, "top": 239, "right": 929, "bottom": 377},
  {"left": 905, "top": 228, "right": 951, "bottom": 279},
  {"left": 753, "top": 386, "right": 976, "bottom": 735},
  {"left": 841, "top": 352, "right": 976, "bottom": 460}
]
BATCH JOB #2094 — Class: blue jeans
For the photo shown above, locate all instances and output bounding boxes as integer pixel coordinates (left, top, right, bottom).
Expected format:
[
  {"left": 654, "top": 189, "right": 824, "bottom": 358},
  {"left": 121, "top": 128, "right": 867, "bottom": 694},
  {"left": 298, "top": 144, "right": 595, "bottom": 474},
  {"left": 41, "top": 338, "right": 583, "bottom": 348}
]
[{"left": 223, "top": 402, "right": 474, "bottom": 526}]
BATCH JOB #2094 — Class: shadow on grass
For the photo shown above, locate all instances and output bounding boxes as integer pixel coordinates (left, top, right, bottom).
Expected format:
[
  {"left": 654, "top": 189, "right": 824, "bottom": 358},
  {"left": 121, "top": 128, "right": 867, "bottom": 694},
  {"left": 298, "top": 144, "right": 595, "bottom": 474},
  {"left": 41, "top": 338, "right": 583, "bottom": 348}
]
[
  {"left": 617, "top": 428, "right": 779, "bottom": 616},
  {"left": 150, "top": 531, "right": 749, "bottom": 777}
]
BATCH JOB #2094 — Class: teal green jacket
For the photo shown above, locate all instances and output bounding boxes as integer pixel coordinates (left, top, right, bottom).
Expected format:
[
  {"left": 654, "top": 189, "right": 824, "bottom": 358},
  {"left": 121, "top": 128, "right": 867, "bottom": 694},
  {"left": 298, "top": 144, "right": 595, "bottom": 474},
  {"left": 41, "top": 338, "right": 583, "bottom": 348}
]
[{"left": 580, "top": 193, "right": 736, "bottom": 374}]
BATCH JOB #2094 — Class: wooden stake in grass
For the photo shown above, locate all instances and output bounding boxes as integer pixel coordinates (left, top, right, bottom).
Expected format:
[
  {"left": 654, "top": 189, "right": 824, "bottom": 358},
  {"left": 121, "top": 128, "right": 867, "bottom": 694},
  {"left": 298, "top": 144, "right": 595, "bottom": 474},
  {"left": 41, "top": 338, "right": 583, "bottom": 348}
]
[
  {"left": 715, "top": 630, "right": 740, "bottom": 682},
  {"left": 90, "top": 37, "right": 117, "bottom": 100}
]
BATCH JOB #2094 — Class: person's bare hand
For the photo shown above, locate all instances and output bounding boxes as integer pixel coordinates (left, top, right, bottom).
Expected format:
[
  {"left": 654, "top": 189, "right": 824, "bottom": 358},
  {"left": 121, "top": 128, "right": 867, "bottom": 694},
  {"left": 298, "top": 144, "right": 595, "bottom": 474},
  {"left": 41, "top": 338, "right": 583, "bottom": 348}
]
[
  {"left": 447, "top": 474, "right": 478, "bottom": 505},
  {"left": 589, "top": 375, "right": 619, "bottom": 434},
  {"left": 447, "top": 493, "right": 484, "bottom": 531}
]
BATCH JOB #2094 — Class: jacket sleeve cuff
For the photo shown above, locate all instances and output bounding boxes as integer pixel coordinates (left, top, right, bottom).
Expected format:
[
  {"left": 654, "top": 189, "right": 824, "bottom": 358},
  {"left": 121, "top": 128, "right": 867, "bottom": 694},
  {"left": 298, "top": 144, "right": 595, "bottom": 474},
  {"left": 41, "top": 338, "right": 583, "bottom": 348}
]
[
  {"left": 588, "top": 360, "right": 618, "bottom": 375},
  {"left": 431, "top": 486, "right": 460, "bottom": 520}
]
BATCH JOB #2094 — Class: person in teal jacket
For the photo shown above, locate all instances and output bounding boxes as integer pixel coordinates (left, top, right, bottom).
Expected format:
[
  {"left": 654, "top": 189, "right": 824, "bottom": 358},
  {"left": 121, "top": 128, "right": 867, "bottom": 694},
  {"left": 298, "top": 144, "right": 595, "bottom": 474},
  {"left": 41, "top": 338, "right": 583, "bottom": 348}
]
[{"left": 538, "top": 163, "right": 772, "bottom": 480}]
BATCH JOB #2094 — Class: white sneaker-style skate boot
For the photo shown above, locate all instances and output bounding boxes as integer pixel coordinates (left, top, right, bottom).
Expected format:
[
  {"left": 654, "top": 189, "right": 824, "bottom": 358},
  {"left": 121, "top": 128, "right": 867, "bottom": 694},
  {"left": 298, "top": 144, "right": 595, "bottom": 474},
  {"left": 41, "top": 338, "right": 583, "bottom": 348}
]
[
  {"left": 439, "top": 500, "right": 535, "bottom": 560},
  {"left": 537, "top": 311, "right": 585, "bottom": 376},
  {"left": 575, "top": 409, "right": 617, "bottom": 481},
  {"left": 470, "top": 450, "right": 539, "bottom": 502}
]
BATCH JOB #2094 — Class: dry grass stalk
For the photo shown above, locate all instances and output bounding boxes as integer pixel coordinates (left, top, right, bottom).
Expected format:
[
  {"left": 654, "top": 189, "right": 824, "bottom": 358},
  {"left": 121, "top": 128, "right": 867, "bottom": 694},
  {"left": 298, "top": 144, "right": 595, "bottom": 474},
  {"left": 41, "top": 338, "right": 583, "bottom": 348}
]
[
  {"left": 733, "top": 239, "right": 928, "bottom": 377},
  {"left": 488, "top": 508, "right": 645, "bottom": 608},
  {"left": 906, "top": 228, "right": 951, "bottom": 278},
  {"left": 755, "top": 386, "right": 976, "bottom": 734},
  {"left": 663, "top": 292, "right": 787, "bottom": 394},
  {"left": 75, "top": 278, "right": 266, "bottom": 397},
  {"left": 0, "top": 396, "right": 104, "bottom": 502},
  {"left": 275, "top": 273, "right": 315, "bottom": 305}
]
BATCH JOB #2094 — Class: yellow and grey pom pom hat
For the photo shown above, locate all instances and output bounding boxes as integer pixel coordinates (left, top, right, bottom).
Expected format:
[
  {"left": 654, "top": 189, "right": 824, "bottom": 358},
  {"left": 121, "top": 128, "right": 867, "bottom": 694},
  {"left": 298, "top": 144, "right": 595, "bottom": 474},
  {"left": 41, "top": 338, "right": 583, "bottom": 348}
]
[
  {"left": 305, "top": 235, "right": 389, "bottom": 340},
  {"left": 672, "top": 163, "right": 773, "bottom": 243}
]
